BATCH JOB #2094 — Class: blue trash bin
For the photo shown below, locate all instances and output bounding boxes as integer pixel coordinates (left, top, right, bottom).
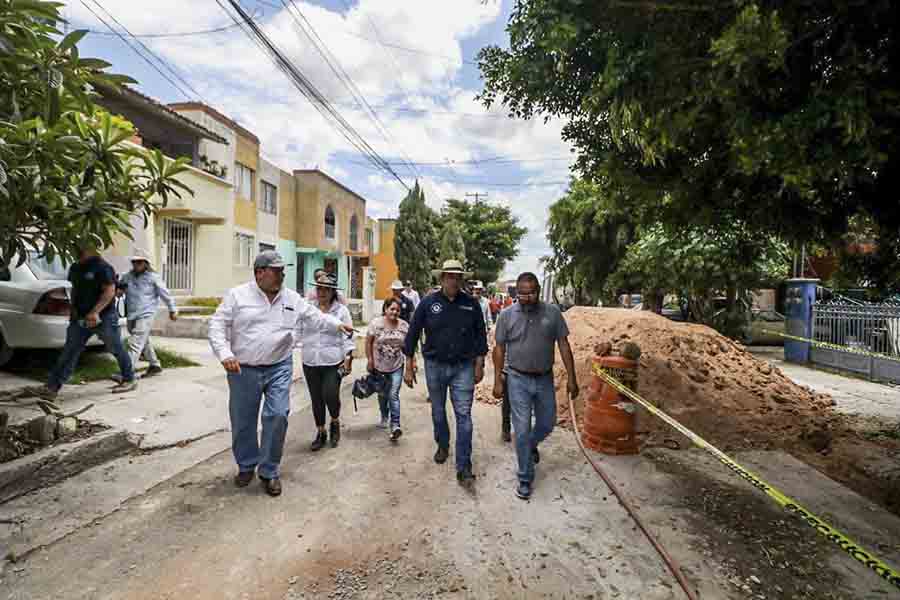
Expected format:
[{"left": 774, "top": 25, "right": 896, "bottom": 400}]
[{"left": 784, "top": 278, "right": 819, "bottom": 363}]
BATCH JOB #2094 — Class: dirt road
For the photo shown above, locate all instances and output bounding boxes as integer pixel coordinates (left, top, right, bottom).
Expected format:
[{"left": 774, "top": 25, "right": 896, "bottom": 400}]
[{"left": 2, "top": 371, "right": 898, "bottom": 599}]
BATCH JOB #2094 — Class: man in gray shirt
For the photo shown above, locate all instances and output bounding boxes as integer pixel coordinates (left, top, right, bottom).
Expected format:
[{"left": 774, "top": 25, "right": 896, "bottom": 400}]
[{"left": 492, "top": 272, "right": 579, "bottom": 500}]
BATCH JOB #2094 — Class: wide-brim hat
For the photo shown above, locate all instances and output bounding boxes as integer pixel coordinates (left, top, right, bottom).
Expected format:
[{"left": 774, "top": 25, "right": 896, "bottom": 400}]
[
  {"left": 130, "top": 248, "right": 152, "bottom": 267},
  {"left": 432, "top": 259, "right": 473, "bottom": 279},
  {"left": 310, "top": 272, "right": 340, "bottom": 289},
  {"left": 390, "top": 280, "right": 404, "bottom": 290}
]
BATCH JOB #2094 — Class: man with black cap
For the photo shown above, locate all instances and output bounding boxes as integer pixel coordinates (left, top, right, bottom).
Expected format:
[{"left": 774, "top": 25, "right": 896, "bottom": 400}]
[
  {"left": 403, "top": 259, "right": 488, "bottom": 486},
  {"left": 209, "top": 250, "right": 354, "bottom": 497}
]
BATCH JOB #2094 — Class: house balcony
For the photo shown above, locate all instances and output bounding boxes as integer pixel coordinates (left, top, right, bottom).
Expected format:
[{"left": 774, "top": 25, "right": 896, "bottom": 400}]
[{"left": 156, "top": 165, "right": 232, "bottom": 225}]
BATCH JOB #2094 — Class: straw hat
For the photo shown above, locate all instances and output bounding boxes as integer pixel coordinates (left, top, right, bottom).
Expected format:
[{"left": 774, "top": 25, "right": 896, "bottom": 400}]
[
  {"left": 130, "top": 248, "right": 153, "bottom": 268},
  {"left": 310, "top": 272, "right": 340, "bottom": 289},
  {"left": 431, "top": 259, "right": 472, "bottom": 279}
]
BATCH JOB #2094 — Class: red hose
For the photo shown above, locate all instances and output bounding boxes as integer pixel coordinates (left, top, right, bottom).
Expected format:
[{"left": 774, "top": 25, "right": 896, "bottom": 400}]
[{"left": 568, "top": 393, "right": 699, "bottom": 600}]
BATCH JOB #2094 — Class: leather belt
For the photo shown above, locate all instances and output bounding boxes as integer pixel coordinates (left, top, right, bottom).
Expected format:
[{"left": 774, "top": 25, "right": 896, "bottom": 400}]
[{"left": 509, "top": 367, "right": 553, "bottom": 377}]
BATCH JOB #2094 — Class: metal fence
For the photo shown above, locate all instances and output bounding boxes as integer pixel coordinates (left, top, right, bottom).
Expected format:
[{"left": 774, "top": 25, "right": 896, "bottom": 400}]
[{"left": 811, "top": 300, "right": 900, "bottom": 382}]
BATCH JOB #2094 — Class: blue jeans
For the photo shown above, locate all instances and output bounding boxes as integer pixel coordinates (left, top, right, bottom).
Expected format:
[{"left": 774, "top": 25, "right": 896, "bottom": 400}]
[
  {"left": 227, "top": 358, "right": 293, "bottom": 480},
  {"left": 507, "top": 371, "right": 557, "bottom": 484},
  {"left": 377, "top": 368, "right": 403, "bottom": 429},
  {"left": 48, "top": 315, "right": 134, "bottom": 391},
  {"left": 425, "top": 359, "right": 475, "bottom": 472}
]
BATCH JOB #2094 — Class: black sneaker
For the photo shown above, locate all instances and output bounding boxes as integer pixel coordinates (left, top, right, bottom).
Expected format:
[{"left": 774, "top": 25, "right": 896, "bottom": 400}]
[
  {"left": 516, "top": 481, "right": 532, "bottom": 500},
  {"left": 310, "top": 431, "right": 327, "bottom": 452},
  {"left": 434, "top": 446, "right": 449, "bottom": 464},
  {"left": 390, "top": 427, "right": 403, "bottom": 442},
  {"left": 532, "top": 446, "right": 540, "bottom": 464},
  {"left": 456, "top": 465, "right": 476, "bottom": 485},
  {"left": 144, "top": 365, "right": 164, "bottom": 378},
  {"left": 329, "top": 421, "right": 340, "bottom": 448}
]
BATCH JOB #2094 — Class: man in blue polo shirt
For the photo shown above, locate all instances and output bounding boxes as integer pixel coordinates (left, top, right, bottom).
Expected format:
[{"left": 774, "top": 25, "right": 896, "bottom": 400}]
[{"left": 403, "top": 259, "right": 488, "bottom": 485}]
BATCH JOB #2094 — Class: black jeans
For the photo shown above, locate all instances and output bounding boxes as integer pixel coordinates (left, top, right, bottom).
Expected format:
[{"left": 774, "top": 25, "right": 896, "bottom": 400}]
[
  {"left": 501, "top": 374, "right": 511, "bottom": 434},
  {"left": 303, "top": 364, "right": 341, "bottom": 428}
]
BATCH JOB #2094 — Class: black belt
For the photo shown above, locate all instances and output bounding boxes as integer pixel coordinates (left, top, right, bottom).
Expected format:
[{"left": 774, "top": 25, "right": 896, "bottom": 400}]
[{"left": 509, "top": 367, "right": 553, "bottom": 377}]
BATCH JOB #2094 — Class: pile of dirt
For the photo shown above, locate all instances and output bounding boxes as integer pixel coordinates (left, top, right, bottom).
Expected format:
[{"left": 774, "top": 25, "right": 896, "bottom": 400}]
[{"left": 477, "top": 307, "right": 900, "bottom": 513}]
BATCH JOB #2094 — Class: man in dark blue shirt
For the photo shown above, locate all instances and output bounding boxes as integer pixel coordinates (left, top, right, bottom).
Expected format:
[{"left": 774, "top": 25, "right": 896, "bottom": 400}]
[
  {"left": 26, "top": 244, "right": 136, "bottom": 401},
  {"left": 403, "top": 259, "right": 488, "bottom": 485}
]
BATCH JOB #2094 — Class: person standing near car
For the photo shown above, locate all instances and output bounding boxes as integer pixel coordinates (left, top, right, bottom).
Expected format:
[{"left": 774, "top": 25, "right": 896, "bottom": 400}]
[
  {"left": 208, "top": 251, "right": 353, "bottom": 497},
  {"left": 114, "top": 250, "right": 177, "bottom": 380},
  {"left": 366, "top": 296, "right": 409, "bottom": 441},
  {"left": 299, "top": 272, "right": 355, "bottom": 452},
  {"left": 403, "top": 259, "right": 488, "bottom": 486},
  {"left": 492, "top": 272, "right": 579, "bottom": 500},
  {"left": 26, "top": 244, "right": 137, "bottom": 400}
]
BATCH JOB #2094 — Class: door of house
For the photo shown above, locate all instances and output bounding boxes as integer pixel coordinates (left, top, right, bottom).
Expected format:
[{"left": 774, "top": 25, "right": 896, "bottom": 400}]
[
  {"left": 161, "top": 218, "right": 193, "bottom": 293},
  {"left": 296, "top": 253, "right": 306, "bottom": 294}
]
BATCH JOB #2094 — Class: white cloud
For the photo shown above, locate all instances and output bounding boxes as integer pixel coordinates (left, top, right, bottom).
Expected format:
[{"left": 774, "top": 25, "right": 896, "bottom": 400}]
[{"left": 66, "top": 0, "right": 572, "bottom": 280}]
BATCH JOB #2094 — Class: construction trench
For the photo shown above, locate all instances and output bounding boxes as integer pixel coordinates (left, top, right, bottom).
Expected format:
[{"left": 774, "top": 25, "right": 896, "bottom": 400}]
[{"left": 2, "top": 307, "right": 899, "bottom": 599}]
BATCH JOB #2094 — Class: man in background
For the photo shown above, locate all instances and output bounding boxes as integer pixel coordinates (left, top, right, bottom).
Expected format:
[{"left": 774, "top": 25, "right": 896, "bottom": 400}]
[
  {"left": 114, "top": 249, "right": 177, "bottom": 380},
  {"left": 390, "top": 280, "right": 416, "bottom": 323},
  {"left": 402, "top": 280, "right": 420, "bottom": 309}
]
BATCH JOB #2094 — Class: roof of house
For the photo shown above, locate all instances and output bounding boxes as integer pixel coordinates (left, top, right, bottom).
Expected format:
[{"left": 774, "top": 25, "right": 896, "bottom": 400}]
[
  {"left": 95, "top": 85, "right": 229, "bottom": 145},
  {"left": 168, "top": 101, "right": 260, "bottom": 145},
  {"left": 293, "top": 169, "right": 367, "bottom": 205}
]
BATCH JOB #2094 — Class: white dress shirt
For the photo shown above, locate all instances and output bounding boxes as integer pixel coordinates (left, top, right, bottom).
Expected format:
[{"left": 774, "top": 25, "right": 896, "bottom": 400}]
[
  {"left": 479, "top": 296, "right": 492, "bottom": 329},
  {"left": 298, "top": 299, "right": 356, "bottom": 367},
  {"left": 208, "top": 281, "right": 343, "bottom": 366},
  {"left": 403, "top": 288, "right": 420, "bottom": 309}
]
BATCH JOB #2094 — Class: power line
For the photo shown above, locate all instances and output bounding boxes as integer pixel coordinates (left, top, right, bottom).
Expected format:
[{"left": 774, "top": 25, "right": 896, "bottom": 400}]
[
  {"left": 215, "top": 0, "right": 409, "bottom": 190},
  {"left": 77, "top": 0, "right": 194, "bottom": 101},
  {"left": 342, "top": 156, "right": 573, "bottom": 167},
  {"left": 83, "top": 0, "right": 207, "bottom": 102},
  {"left": 278, "top": 0, "right": 421, "bottom": 181},
  {"left": 82, "top": 22, "right": 243, "bottom": 38}
]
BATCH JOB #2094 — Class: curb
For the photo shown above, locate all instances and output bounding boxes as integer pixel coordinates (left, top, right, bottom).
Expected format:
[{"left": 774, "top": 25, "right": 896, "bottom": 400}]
[{"left": 0, "top": 429, "right": 137, "bottom": 505}]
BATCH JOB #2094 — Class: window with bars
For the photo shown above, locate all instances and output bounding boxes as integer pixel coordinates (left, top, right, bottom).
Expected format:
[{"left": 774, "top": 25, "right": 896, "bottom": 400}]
[
  {"left": 260, "top": 181, "right": 277, "bottom": 214},
  {"left": 365, "top": 228, "right": 374, "bottom": 253},
  {"left": 233, "top": 232, "right": 255, "bottom": 266},
  {"left": 349, "top": 215, "right": 359, "bottom": 251},
  {"left": 324, "top": 205, "right": 336, "bottom": 239},
  {"left": 234, "top": 162, "right": 254, "bottom": 201}
]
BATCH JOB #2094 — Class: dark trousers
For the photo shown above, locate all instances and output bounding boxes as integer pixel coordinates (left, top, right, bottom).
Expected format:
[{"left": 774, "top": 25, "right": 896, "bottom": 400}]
[
  {"left": 49, "top": 315, "right": 133, "bottom": 391},
  {"left": 502, "top": 374, "right": 511, "bottom": 434},
  {"left": 303, "top": 363, "right": 341, "bottom": 428}
]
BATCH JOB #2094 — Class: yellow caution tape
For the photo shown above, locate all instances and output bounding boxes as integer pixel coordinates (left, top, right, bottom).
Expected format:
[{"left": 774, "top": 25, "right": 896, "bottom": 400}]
[
  {"left": 591, "top": 362, "right": 900, "bottom": 590},
  {"left": 762, "top": 329, "right": 900, "bottom": 364}
]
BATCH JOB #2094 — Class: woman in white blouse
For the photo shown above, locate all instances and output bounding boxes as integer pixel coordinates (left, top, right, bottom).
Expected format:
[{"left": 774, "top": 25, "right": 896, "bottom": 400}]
[{"left": 301, "top": 272, "right": 355, "bottom": 451}]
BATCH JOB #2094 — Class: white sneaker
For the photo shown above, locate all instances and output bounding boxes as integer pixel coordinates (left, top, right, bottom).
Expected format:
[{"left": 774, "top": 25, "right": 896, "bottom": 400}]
[{"left": 377, "top": 417, "right": 388, "bottom": 429}]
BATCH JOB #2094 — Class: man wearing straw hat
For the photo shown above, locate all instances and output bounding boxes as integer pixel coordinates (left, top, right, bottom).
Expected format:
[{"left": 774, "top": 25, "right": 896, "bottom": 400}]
[
  {"left": 113, "top": 249, "right": 177, "bottom": 380},
  {"left": 403, "top": 259, "right": 488, "bottom": 485},
  {"left": 209, "top": 250, "right": 354, "bottom": 497}
]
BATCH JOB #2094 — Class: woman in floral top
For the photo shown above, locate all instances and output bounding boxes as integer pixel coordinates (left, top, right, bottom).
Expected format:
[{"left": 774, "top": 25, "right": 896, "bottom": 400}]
[{"left": 366, "top": 297, "right": 410, "bottom": 441}]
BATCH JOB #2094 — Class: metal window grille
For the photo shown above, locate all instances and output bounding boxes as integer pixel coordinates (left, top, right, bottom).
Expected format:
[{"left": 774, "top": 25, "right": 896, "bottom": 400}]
[
  {"left": 261, "top": 181, "right": 277, "bottom": 215},
  {"left": 349, "top": 215, "right": 359, "bottom": 251},
  {"left": 813, "top": 301, "right": 900, "bottom": 357},
  {"left": 162, "top": 218, "right": 193, "bottom": 292}
]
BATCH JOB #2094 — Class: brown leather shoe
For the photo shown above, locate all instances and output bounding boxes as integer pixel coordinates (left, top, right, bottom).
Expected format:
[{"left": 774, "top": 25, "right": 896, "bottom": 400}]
[
  {"left": 260, "top": 477, "right": 282, "bottom": 497},
  {"left": 234, "top": 470, "right": 255, "bottom": 488}
]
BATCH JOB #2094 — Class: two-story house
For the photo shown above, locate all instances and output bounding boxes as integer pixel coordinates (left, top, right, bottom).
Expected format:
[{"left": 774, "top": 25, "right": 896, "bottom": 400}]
[{"left": 96, "top": 86, "right": 234, "bottom": 298}]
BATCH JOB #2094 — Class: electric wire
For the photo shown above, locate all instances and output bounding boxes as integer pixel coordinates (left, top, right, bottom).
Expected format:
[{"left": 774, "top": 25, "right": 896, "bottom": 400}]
[
  {"left": 278, "top": 0, "right": 421, "bottom": 181},
  {"left": 85, "top": 0, "right": 207, "bottom": 102},
  {"left": 77, "top": 0, "right": 195, "bottom": 101},
  {"left": 82, "top": 22, "right": 243, "bottom": 38},
  {"left": 216, "top": 0, "right": 409, "bottom": 190}
]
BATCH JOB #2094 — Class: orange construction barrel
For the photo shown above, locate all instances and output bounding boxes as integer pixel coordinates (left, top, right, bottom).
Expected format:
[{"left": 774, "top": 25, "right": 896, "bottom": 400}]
[{"left": 581, "top": 355, "right": 639, "bottom": 455}]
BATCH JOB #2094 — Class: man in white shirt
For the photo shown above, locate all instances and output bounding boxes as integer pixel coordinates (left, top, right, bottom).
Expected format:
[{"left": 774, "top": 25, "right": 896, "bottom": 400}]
[
  {"left": 472, "top": 281, "right": 493, "bottom": 332},
  {"left": 209, "top": 251, "right": 354, "bottom": 497},
  {"left": 402, "top": 280, "right": 420, "bottom": 309}
]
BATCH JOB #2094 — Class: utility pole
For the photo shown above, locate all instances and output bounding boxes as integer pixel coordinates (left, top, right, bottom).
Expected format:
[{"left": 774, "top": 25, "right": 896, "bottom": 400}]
[{"left": 465, "top": 192, "right": 488, "bottom": 203}]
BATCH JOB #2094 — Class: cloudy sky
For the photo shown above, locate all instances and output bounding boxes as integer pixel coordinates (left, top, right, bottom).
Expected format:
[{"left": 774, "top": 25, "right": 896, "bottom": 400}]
[{"left": 64, "top": 0, "right": 574, "bottom": 280}]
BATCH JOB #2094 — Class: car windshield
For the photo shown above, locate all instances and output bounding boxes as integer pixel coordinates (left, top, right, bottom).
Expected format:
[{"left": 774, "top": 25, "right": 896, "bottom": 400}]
[{"left": 27, "top": 251, "right": 69, "bottom": 280}]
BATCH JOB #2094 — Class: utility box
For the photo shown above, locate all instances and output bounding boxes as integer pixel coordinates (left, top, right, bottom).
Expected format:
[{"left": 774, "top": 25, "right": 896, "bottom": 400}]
[{"left": 784, "top": 278, "right": 818, "bottom": 363}]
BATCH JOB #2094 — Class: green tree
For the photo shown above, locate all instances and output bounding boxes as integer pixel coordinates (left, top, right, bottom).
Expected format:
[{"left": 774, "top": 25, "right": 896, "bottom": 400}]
[
  {"left": 545, "top": 178, "right": 637, "bottom": 305},
  {"left": 394, "top": 181, "right": 438, "bottom": 291},
  {"left": 0, "top": 0, "right": 193, "bottom": 268},
  {"left": 439, "top": 198, "right": 527, "bottom": 284},
  {"left": 479, "top": 1, "right": 900, "bottom": 290},
  {"left": 438, "top": 218, "right": 466, "bottom": 266}
]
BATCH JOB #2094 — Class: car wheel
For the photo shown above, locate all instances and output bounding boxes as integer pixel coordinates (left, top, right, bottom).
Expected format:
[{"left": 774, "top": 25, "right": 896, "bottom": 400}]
[{"left": 0, "top": 332, "right": 13, "bottom": 368}]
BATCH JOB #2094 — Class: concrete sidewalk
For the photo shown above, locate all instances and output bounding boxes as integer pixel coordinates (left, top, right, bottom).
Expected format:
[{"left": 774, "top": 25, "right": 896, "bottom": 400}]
[{"left": 749, "top": 346, "right": 900, "bottom": 423}]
